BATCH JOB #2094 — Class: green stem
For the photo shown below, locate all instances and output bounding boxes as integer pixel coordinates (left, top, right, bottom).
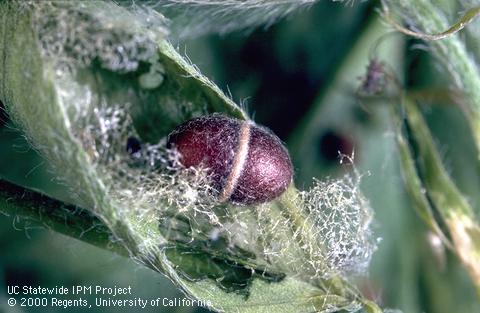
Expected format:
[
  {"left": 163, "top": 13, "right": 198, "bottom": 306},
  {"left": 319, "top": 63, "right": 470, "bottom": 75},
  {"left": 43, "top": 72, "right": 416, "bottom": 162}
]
[
  {"left": 396, "top": 98, "right": 480, "bottom": 297},
  {"left": 0, "top": 178, "right": 127, "bottom": 256},
  {"left": 277, "top": 186, "right": 319, "bottom": 258}
]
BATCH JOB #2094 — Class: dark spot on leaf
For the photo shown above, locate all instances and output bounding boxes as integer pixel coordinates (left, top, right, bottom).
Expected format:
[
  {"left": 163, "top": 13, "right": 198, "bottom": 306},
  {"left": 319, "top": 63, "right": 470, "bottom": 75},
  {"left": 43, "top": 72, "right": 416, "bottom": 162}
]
[
  {"left": 126, "top": 136, "right": 142, "bottom": 155},
  {"left": 318, "top": 130, "right": 354, "bottom": 164}
]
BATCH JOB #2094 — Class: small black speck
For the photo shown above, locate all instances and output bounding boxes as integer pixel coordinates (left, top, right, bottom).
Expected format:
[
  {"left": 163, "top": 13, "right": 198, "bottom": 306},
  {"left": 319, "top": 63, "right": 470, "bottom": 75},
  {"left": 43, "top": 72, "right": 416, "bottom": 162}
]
[{"left": 126, "top": 136, "right": 142, "bottom": 155}]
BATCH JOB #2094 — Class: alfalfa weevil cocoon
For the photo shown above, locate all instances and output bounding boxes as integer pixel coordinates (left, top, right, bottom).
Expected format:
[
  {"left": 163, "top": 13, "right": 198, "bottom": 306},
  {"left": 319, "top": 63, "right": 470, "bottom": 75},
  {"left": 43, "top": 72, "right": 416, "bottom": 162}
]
[{"left": 167, "top": 114, "right": 293, "bottom": 205}]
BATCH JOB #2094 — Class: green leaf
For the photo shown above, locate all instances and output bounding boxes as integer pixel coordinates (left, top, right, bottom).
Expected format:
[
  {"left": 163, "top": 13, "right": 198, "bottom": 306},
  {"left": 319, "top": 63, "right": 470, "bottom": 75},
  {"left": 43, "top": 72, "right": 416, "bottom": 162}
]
[
  {"left": 400, "top": 99, "right": 473, "bottom": 219},
  {"left": 0, "top": 1, "right": 382, "bottom": 312},
  {"left": 144, "top": 0, "right": 320, "bottom": 40},
  {"left": 396, "top": 97, "right": 480, "bottom": 295}
]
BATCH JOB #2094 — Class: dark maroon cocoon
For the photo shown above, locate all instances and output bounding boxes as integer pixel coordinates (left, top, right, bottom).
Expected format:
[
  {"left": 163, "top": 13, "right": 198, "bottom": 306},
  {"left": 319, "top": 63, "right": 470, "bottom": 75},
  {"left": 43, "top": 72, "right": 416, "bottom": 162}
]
[{"left": 167, "top": 114, "right": 293, "bottom": 205}]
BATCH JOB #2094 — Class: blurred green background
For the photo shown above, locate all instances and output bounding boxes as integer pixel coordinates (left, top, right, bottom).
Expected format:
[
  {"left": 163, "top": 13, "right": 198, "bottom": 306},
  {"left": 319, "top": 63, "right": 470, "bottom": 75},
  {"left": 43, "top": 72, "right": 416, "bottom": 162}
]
[{"left": 1, "top": 1, "right": 479, "bottom": 312}]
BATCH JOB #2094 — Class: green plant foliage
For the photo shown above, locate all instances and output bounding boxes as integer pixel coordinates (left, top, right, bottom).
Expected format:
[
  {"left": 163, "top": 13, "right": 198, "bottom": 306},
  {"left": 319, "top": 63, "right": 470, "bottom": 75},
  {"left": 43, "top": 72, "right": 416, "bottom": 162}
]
[
  {"left": 396, "top": 97, "right": 480, "bottom": 295},
  {"left": 1, "top": 0, "right": 479, "bottom": 312},
  {"left": 383, "top": 0, "right": 480, "bottom": 160},
  {"left": 0, "top": 1, "right": 381, "bottom": 312}
]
